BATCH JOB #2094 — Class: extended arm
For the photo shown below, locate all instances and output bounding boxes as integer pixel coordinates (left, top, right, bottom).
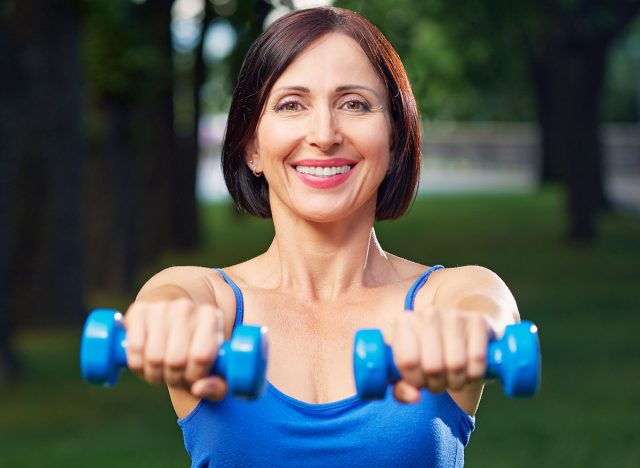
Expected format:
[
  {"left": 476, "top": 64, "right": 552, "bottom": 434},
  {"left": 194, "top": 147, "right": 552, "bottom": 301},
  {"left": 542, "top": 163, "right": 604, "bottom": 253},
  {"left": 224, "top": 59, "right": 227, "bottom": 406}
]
[{"left": 391, "top": 265, "right": 520, "bottom": 414}]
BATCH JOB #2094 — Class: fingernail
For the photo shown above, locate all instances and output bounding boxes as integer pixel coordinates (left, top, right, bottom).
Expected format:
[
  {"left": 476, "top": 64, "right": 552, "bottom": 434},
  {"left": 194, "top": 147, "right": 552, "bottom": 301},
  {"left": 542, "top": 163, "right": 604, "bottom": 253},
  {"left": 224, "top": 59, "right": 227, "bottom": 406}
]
[
  {"left": 194, "top": 381, "right": 217, "bottom": 397},
  {"left": 402, "top": 385, "right": 420, "bottom": 403}
]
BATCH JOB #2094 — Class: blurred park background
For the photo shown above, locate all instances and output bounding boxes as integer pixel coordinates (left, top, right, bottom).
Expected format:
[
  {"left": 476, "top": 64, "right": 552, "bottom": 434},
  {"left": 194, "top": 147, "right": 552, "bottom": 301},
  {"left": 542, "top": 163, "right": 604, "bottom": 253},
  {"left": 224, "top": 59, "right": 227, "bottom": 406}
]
[{"left": 1, "top": 0, "right": 639, "bottom": 466}]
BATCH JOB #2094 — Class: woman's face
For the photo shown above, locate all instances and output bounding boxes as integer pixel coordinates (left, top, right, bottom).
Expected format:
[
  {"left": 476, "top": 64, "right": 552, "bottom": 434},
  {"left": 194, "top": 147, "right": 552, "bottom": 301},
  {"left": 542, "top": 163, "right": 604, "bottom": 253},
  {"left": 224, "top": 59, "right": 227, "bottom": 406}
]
[{"left": 247, "top": 32, "right": 393, "bottom": 223}]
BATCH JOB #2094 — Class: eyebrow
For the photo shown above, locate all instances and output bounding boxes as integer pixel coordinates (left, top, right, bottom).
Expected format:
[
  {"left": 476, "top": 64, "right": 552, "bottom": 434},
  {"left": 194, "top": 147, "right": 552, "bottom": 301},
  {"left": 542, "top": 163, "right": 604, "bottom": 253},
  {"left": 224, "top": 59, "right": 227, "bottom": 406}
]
[
  {"left": 271, "top": 84, "right": 382, "bottom": 98},
  {"left": 336, "top": 85, "right": 383, "bottom": 99}
]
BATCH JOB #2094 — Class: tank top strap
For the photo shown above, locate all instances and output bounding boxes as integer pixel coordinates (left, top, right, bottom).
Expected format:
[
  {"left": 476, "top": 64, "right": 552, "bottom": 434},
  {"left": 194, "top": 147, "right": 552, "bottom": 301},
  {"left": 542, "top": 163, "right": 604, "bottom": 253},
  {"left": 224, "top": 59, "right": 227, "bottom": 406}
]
[
  {"left": 404, "top": 265, "right": 444, "bottom": 311},
  {"left": 214, "top": 268, "right": 244, "bottom": 330}
]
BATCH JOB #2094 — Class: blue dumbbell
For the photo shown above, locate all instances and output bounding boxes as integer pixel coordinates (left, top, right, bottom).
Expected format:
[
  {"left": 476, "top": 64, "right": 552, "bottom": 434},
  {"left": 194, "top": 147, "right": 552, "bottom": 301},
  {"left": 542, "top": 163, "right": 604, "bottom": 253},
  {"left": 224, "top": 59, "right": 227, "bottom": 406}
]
[
  {"left": 80, "top": 308, "right": 269, "bottom": 399},
  {"left": 354, "top": 321, "right": 541, "bottom": 399}
]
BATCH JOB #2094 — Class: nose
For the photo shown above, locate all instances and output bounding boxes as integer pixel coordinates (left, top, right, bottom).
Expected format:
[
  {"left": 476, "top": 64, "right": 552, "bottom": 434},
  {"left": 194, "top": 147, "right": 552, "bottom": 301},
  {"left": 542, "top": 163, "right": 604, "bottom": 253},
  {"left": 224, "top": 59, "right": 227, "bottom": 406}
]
[{"left": 305, "top": 106, "right": 343, "bottom": 151}]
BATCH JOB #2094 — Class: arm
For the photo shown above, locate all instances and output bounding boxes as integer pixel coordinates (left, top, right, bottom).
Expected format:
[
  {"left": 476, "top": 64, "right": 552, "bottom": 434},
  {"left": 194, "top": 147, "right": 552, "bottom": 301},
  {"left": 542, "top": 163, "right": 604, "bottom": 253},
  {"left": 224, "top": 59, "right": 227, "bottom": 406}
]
[
  {"left": 125, "top": 266, "right": 233, "bottom": 416},
  {"left": 391, "top": 265, "right": 520, "bottom": 415}
]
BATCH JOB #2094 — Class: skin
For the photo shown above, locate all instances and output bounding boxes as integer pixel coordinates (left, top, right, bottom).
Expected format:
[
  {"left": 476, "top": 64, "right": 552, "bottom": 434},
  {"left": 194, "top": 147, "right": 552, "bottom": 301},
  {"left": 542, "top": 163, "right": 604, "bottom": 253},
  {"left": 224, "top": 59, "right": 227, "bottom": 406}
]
[{"left": 125, "top": 33, "right": 519, "bottom": 420}]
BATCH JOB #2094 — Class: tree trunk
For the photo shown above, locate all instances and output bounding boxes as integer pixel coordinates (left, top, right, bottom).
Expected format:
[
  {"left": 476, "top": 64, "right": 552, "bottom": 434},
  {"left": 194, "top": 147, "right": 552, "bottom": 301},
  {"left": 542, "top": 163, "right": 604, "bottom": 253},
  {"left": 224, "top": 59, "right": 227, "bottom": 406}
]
[
  {"left": 1, "top": 1, "right": 85, "bottom": 330},
  {"left": 530, "top": 39, "right": 609, "bottom": 241},
  {"left": 0, "top": 12, "right": 24, "bottom": 379},
  {"left": 530, "top": 52, "right": 565, "bottom": 183},
  {"left": 86, "top": 0, "right": 187, "bottom": 294},
  {"left": 143, "top": 0, "right": 200, "bottom": 255},
  {"left": 175, "top": 1, "right": 215, "bottom": 249},
  {"left": 85, "top": 99, "right": 137, "bottom": 292}
]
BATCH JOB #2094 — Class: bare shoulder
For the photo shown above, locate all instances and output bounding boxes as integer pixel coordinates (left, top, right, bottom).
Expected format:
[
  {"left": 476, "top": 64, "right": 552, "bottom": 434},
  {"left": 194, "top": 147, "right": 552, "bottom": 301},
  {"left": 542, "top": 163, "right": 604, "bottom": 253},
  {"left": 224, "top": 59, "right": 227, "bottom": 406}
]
[
  {"left": 404, "top": 263, "right": 519, "bottom": 319},
  {"left": 213, "top": 257, "right": 267, "bottom": 284},
  {"left": 140, "top": 265, "right": 224, "bottom": 286},
  {"left": 432, "top": 265, "right": 520, "bottom": 325},
  {"left": 385, "top": 254, "right": 443, "bottom": 307},
  {"left": 432, "top": 265, "right": 513, "bottom": 299},
  {"left": 434, "top": 265, "right": 507, "bottom": 287},
  {"left": 368, "top": 255, "right": 509, "bottom": 296},
  {"left": 137, "top": 265, "right": 244, "bottom": 335},
  {"left": 138, "top": 265, "right": 229, "bottom": 303}
]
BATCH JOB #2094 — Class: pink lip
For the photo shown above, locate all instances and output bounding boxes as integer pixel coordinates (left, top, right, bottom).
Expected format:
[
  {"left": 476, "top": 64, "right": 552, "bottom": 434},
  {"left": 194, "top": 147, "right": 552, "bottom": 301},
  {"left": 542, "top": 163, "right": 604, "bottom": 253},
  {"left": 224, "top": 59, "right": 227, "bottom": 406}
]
[{"left": 291, "top": 159, "right": 357, "bottom": 189}]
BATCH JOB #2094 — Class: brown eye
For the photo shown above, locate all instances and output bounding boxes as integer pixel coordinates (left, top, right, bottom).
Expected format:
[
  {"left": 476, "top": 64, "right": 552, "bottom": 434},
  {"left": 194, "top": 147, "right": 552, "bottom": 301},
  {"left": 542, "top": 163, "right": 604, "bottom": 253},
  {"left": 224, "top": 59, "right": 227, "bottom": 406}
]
[
  {"left": 341, "top": 99, "right": 370, "bottom": 112},
  {"left": 275, "top": 99, "right": 303, "bottom": 112}
]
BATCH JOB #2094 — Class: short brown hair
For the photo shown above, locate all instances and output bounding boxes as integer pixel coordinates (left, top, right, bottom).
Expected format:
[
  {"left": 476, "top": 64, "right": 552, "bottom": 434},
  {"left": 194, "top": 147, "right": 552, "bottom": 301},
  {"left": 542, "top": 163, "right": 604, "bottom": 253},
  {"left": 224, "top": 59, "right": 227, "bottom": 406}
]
[{"left": 222, "top": 7, "right": 421, "bottom": 220}]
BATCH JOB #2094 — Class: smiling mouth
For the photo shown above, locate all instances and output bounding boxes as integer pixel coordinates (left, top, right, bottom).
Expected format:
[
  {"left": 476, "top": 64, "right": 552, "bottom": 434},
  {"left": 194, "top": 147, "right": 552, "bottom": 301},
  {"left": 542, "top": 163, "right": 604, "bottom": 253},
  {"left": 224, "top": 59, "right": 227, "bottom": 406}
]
[{"left": 294, "top": 164, "right": 354, "bottom": 177}]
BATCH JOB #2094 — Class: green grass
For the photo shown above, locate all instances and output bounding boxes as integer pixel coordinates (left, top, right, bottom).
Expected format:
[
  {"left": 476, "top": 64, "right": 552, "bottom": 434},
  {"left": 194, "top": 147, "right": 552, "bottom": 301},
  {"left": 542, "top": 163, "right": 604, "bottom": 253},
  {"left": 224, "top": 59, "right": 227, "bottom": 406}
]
[
  {"left": 0, "top": 330, "right": 188, "bottom": 467},
  {"left": 2, "top": 188, "right": 638, "bottom": 467}
]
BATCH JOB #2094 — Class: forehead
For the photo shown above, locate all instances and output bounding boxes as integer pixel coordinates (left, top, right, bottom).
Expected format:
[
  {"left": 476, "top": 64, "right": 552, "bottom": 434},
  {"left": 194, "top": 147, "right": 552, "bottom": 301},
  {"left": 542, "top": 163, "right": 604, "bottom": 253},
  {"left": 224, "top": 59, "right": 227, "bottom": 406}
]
[{"left": 269, "top": 32, "right": 386, "bottom": 93}]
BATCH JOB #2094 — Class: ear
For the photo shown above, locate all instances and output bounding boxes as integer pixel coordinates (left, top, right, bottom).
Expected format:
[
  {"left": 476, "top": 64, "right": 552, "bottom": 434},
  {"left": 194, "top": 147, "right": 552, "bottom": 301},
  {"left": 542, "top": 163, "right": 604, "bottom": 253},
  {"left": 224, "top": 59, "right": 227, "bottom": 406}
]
[{"left": 244, "top": 137, "right": 262, "bottom": 172}]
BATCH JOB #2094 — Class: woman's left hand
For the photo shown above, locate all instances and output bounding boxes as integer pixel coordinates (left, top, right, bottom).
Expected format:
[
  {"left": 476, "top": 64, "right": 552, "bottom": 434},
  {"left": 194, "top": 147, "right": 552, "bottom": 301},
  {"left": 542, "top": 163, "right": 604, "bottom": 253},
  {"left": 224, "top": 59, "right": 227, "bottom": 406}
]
[{"left": 389, "top": 306, "right": 496, "bottom": 403}]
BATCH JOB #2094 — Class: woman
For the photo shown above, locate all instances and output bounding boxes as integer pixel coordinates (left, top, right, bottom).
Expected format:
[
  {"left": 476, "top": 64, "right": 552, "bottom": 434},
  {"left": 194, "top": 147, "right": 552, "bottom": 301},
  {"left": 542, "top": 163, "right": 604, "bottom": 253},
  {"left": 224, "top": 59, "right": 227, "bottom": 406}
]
[{"left": 125, "top": 7, "right": 520, "bottom": 467}]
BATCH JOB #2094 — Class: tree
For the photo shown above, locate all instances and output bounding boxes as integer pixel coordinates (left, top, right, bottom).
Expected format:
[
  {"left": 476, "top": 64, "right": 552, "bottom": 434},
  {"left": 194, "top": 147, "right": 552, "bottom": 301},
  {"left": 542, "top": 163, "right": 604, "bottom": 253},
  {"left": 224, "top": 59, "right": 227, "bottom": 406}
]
[
  {"left": 0, "top": 0, "right": 213, "bottom": 382},
  {"left": 339, "top": 0, "right": 640, "bottom": 241},
  {"left": 84, "top": 0, "right": 162, "bottom": 293},
  {"left": 84, "top": 0, "right": 200, "bottom": 294},
  {"left": 0, "top": 0, "right": 85, "bottom": 381},
  {"left": 524, "top": 0, "right": 640, "bottom": 239}
]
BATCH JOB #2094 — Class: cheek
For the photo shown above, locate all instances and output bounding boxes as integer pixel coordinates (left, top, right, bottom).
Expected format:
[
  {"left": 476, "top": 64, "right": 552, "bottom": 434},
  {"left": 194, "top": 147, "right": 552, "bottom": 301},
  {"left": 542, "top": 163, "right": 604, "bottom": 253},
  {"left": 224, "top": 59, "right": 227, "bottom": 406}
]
[
  {"left": 256, "top": 118, "right": 305, "bottom": 159},
  {"left": 347, "top": 121, "right": 393, "bottom": 163}
]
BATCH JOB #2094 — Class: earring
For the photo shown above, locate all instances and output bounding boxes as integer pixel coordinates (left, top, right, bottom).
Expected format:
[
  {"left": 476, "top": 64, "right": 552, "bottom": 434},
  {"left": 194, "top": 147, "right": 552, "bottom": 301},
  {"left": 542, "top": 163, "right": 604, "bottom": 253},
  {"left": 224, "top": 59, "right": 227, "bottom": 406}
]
[{"left": 249, "top": 160, "right": 262, "bottom": 177}]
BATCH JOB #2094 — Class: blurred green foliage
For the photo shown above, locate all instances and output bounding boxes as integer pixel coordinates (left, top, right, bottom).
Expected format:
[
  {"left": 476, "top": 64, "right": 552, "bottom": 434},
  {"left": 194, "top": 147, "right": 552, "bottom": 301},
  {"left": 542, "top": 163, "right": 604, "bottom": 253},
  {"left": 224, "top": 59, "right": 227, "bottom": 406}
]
[
  {"left": 604, "top": 19, "right": 640, "bottom": 121},
  {"left": 336, "top": 0, "right": 639, "bottom": 121},
  {"left": 78, "top": 0, "right": 640, "bottom": 122},
  {"left": 83, "top": 0, "right": 168, "bottom": 99},
  {"left": 332, "top": 0, "right": 536, "bottom": 120}
]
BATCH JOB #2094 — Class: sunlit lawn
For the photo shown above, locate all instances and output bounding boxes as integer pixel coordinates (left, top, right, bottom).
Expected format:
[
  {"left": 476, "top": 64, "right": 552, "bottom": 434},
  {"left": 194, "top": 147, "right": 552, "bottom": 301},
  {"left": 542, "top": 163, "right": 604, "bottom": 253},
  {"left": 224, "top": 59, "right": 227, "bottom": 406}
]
[{"left": 1, "top": 188, "right": 638, "bottom": 467}]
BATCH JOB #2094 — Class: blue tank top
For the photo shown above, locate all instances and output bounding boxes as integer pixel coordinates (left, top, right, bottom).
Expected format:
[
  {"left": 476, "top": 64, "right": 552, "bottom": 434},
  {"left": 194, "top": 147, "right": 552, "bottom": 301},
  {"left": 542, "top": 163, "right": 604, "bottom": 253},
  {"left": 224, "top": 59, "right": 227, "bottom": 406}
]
[{"left": 178, "top": 265, "right": 475, "bottom": 467}]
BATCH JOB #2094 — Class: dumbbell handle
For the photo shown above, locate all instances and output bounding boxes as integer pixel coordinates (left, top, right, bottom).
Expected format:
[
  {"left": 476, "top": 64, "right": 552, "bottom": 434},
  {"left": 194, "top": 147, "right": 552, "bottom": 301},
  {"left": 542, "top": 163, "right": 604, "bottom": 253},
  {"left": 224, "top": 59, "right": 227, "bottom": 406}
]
[
  {"left": 354, "top": 321, "right": 541, "bottom": 399},
  {"left": 80, "top": 309, "right": 268, "bottom": 399}
]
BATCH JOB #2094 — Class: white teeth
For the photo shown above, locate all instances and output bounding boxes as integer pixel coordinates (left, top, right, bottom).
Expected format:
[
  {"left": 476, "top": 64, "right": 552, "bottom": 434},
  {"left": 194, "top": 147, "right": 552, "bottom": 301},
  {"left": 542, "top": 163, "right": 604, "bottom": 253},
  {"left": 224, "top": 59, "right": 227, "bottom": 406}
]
[{"left": 295, "top": 165, "right": 352, "bottom": 177}]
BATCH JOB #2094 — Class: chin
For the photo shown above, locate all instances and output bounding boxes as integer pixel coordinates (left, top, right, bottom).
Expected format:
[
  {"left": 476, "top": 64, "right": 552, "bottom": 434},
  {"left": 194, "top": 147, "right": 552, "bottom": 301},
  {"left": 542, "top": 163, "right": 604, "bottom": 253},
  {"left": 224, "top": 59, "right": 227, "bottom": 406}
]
[
  {"left": 289, "top": 202, "right": 348, "bottom": 223},
  {"left": 301, "top": 210, "right": 348, "bottom": 224},
  {"left": 296, "top": 202, "right": 372, "bottom": 225},
  {"left": 275, "top": 192, "right": 376, "bottom": 224}
]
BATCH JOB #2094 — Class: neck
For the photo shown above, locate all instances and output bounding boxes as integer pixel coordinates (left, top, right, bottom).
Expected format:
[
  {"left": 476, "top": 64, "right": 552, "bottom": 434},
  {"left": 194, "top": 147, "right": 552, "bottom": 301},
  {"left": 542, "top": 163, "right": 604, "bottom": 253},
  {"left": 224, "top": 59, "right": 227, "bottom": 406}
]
[{"left": 260, "top": 203, "right": 392, "bottom": 301}]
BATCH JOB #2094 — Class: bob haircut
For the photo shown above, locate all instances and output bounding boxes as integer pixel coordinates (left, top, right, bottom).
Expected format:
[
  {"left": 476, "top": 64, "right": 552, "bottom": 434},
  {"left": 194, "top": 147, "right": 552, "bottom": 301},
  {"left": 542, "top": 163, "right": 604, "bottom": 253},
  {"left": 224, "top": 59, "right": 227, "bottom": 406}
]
[{"left": 222, "top": 7, "right": 421, "bottom": 220}]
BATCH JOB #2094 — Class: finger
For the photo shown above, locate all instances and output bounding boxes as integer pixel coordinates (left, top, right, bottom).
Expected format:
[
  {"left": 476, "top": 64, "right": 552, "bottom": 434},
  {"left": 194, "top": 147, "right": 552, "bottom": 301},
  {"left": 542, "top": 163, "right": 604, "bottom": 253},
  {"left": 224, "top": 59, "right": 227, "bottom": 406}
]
[
  {"left": 466, "top": 314, "right": 489, "bottom": 381},
  {"left": 392, "top": 380, "right": 421, "bottom": 404},
  {"left": 144, "top": 304, "right": 168, "bottom": 384},
  {"left": 443, "top": 311, "right": 467, "bottom": 391},
  {"left": 392, "top": 313, "right": 424, "bottom": 388},
  {"left": 184, "top": 305, "right": 221, "bottom": 383},
  {"left": 418, "top": 306, "right": 446, "bottom": 393},
  {"left": 191, "top": 376, "right": 228, "bottom": 401},
  {"left": 164, "top": 301, "right": 193, "bottom": 387},
  {"left": 124, "top": 304, "right": 146, "bottom": 376}
]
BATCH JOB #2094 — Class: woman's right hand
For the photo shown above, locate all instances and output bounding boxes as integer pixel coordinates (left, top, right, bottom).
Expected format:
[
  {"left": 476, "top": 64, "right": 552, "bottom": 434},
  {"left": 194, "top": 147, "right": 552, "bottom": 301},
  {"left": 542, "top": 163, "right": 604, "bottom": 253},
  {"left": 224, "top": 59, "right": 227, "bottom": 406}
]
[{"left": 123, "top": 298, "right": 229, "bottom": 400}]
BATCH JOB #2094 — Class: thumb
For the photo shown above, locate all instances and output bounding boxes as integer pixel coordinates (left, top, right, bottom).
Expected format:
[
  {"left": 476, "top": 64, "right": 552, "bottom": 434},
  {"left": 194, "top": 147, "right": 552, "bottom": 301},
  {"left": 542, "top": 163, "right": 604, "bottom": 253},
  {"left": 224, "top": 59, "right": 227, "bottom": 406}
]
[{"left": 191, "top": 376, "right": 228, "bottom": 401}]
